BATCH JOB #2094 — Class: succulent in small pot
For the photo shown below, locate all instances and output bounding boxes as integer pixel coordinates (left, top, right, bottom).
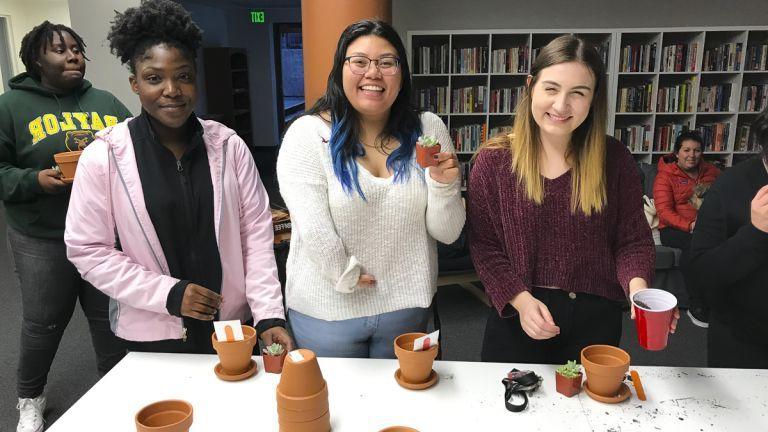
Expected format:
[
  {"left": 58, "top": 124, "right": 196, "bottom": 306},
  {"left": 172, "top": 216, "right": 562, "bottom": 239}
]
[
  {"left": 415, "top": 134, "right": 440, "bottom": 168},
  {"left": 262, "top": 342, "right": 287, "bottom": 374},
  {"left": 555, "top": 360, "right": 583, "bottom": 397}
]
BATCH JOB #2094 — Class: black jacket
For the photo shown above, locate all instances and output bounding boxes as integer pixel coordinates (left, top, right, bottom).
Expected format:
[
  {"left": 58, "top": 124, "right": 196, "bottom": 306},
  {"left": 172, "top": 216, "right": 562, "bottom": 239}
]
[{"left": 688, "top": 156, "right": 768, "bottom": 345}]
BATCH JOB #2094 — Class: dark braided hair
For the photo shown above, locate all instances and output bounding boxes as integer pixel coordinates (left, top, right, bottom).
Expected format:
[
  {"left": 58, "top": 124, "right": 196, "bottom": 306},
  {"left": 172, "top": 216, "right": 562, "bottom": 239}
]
[
  {"left": 20, "top": 21, "right": 88, "bottom": 80},
  {"left": 107, "top": 0, "right": 202, "bottom": 73}
]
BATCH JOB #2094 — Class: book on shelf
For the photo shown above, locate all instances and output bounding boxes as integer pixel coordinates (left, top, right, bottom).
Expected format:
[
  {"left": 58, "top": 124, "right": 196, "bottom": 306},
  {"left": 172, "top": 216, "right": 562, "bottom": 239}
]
[
  {"left": 620, "top": 42, "right": 657, "bottom": 72},
  {"left": 746, "top": 44, "right": 768, "bottom": 71},
  {"left": 489, "top": 86, "right": 524, "bottom": 113},
  {"left": 451, "top": 86, "right": 487, "bottom": 113},
  {"left": 614, "top": 124, "right": 651, "bottom": 152},
  {"left": 739, "top": 84, "right": 768, "bottom": 112},
  {"left": 450, "top": 123, "right": 486, "bottom": 153},
  {"left": 697, "top": 84, "right": 732, "bottom": 112},
  {"left": 491, "top": 46, "right": 529, "bottom": 73},
  {"left": 703, "top": 43, "right": 743, "bottom": 71},
  {"left": 654, "top": 122, "right": 691, "bottom": 152},
  {"left": 696, "top": 122, "right": 730, "bottom": 152},
  {"left": 616, "top": 82, "right": 653, "bottom": 112},
  {"left": 734, "top": 123, "right": 752, "bottom": 152},
  {"left": 488, "top": 125, "right": 513, "bottom": 139},
  {"left": 660, "top": 42, "right": 698, "bottom": 72},
  {"left": 416, "top": 86, "right": 448, "bottom": 113},
  {"left": 459, "top": 160, "right": 473, "bottom": 190},
  {"left": 414, "top": 43, "right": 449, "bottom": 74},
  {"left": 657, "top": 80, "right": 694, "bottom": 113},
  {"left": 452, "top": 46, "right": 489, "bottom": 74}
]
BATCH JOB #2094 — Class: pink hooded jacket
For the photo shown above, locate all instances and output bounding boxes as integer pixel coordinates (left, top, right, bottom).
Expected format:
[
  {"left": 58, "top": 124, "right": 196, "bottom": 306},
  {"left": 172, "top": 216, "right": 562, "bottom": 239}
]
[{"left": 64, "top": 118, "right": 285, "bottom": 341}]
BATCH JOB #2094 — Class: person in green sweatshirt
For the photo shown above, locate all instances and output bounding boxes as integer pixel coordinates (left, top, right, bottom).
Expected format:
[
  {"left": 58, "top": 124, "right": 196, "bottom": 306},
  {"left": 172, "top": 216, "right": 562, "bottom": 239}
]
[{"left": 0, "top": 21, "right": 131, "bottom": 432}]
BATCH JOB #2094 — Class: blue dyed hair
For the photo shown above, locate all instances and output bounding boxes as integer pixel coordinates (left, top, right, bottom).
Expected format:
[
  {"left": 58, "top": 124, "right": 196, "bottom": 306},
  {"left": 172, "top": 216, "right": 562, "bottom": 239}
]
[{"left": 306, "top": 20, "right": 421, "bottom": 199}]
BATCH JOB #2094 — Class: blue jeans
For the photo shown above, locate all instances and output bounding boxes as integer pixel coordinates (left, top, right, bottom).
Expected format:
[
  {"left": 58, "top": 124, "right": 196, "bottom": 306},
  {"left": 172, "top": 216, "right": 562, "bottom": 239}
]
[
  {"left": 288, "top": 308, "right": 430, "bottom": 359},
  {"left": 7, "top": 227, "right": 126, "bottom": 398}
]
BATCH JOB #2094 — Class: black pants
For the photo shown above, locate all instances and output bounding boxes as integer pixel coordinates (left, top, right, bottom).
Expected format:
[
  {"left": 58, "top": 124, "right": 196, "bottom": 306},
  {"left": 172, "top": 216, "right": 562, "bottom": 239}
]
[
  {"left": 660, "top": 227, "right": 706, "bottom": 311},
  {"left": 481, "top": 287, "right": 623, "bottom": 364},
  {"left": 7, "top": 227, "right": 126, "bottom": 398},
  {"left": 708, "top": 316, "right": 768, "bottom": 369}
]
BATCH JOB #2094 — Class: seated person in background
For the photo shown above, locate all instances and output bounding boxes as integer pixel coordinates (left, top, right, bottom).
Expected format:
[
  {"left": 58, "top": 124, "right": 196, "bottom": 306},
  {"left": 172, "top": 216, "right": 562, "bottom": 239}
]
[
  {"left": 687, "top": 107, "right": 768, "bottom": 369},
  {"left": 65, "top": 0, "right": 291, "bottom": 354},
  {"left": 653, "top": 131, "right": 720, "bottom": 328}
]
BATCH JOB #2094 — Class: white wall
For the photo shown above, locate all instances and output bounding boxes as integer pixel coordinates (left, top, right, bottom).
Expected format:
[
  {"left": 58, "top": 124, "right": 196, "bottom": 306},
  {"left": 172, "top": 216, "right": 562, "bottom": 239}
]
[
  {"left": 67, "top": 0, "right": 140, "bottom": 115},
  {"left": 0, "top": 0, "right": 72, "bottom": 76}
]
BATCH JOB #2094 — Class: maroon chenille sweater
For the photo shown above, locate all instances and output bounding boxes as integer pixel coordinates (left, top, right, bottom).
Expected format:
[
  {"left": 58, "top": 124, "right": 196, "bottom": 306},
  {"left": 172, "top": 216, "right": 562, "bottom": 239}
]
[{"left": 467, "top": 137, "right": 655, "bottom": 316}]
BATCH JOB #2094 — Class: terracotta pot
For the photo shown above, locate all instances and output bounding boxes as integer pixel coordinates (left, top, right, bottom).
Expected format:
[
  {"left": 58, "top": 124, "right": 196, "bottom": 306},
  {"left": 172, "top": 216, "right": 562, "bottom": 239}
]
[
  {"left": 555, "top": 371, "right": 583, "bottom": 397},
  {"left": 211, "top": 325, "right": 257, "bottom": 375},
  {"left": 135, "top": 400, "right": 193, "bottom": 432},
  {"left": 379, "top": 427, "right": 420, "bottom": 432},
  {"left": 263, "top": 351, "right": 287, "bottom": 374},
  {"left": 581, "top": 345, "right": 630, "bottom": 397},
  {"left": 415, "top": 143, "right": 440, "bottom": 168},
  {"left": 394, "top": 333, "right": 438, "bottom": 384},
  {"left": 278, "top": 410, "right": 330, "bottom": 432},
  {"left": 278, "top": 349, "right": 326, "bottom": 397},
  {"left": 53, "top": 150, "right": 82, "bottom": 180},
  {"left": 277, "top": 403, "right": 328, "bottom": 423},
  {"left": 276, "top": 383, "right": 329, "bottom": 412}
]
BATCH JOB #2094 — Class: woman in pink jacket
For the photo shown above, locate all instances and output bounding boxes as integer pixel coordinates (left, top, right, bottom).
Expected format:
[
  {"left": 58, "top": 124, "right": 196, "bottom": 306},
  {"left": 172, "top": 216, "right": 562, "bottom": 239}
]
[{"left": 64, "top": 0, "right": 292, "bottom": 353}]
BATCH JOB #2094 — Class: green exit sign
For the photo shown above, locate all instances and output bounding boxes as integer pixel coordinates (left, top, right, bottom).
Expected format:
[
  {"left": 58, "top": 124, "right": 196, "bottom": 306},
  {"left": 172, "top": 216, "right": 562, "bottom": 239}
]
[{"left": 250, "top": 11, "right": 265, "bottom": 23}]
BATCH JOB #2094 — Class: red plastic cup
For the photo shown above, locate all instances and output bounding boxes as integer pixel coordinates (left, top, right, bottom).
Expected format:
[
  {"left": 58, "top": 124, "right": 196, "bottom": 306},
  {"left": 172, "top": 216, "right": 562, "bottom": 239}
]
[{"left": 632, "top": 288, "right": 677, "bottom": 351}]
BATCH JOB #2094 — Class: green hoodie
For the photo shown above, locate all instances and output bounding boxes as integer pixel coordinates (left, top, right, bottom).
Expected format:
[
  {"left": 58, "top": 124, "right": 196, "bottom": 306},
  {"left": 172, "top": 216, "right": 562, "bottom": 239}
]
[{"left": 0, "top": 72, "right": 132, "bottom": 239}]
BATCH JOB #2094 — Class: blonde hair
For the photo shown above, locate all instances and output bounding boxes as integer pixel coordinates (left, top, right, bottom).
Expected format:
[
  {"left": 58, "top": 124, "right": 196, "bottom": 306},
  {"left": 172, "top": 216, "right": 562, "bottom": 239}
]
[{"left": 478, "top": 35, "right": 608, "bottom": 216}]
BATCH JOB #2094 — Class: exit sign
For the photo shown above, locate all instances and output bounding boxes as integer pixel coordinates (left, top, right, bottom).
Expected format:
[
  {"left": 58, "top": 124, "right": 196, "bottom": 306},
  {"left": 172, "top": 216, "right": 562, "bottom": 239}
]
[{"left": 250, "top": 11, "right": 265, "bottom": 23}]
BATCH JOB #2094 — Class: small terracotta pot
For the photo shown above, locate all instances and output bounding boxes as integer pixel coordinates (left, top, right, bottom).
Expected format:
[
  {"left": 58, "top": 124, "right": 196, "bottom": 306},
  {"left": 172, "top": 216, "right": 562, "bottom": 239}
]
[
  {"left": 581, "top": 345, "right": 630, "bottom": 397},
  {"left": 278, "top": 410, "right": 330, "bottom": 432},
  {"left": 555, "top": 372, "right": 583, "bottom": 397},
  {"left": 394, "top": 333, "right": 438, "bottom": 384},
  {"left": 379, "top": 427, "right": 420, "bottom": 432},
  {"left": 415, "top": 143, "right": 440, "bottom": 168},
  {"left": 276, "top": 382, "right": 329, "bottom": 412},
  {"left": 277, "top": 403, "right": 328, "bottom": 423},
  {"left": 211, "top": 325, "right": 257, "bottom": 375},
  {"left": 278, "top": 349, "right": 325, "bottom": 397},
  {"left": 263, "top": 351, "right": 287, "bottom": 374},
  {"left": 135, "top": 400, "right": 193, "bottom": 432},
  {"left": 53, "top": 150, "right": 82, "bottom": 180}
]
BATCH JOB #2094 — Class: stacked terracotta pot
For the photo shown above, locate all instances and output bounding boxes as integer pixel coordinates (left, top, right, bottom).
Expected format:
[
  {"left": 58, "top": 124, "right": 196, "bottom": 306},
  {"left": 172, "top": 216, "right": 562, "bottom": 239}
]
[{"left": 276, "top": 349, "right": 330, "bottom": 432}]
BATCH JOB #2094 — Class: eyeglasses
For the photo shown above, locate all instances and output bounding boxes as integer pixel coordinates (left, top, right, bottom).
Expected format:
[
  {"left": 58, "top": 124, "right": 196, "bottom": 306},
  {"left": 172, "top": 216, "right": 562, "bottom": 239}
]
[{"left": 344, "top": 55, "right": 401, "bottom": 76}]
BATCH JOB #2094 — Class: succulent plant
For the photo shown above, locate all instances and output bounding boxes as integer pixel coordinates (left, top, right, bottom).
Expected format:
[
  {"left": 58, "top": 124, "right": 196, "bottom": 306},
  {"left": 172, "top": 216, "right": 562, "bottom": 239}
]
[
  {"left": 556, "top": 360, "right": 581, "bottom": 378},
  {"left": 417, "top": 134, "right": 439, "bottom": 147},
  {"left": 263, "top": 342, "right": 285, "bottom": 356}
]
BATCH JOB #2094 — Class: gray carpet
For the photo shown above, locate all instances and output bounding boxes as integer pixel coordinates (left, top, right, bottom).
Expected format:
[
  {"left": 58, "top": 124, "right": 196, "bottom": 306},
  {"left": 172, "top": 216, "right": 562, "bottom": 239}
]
[{"left": 0, "top": 205, "right": 706, "bottom": 431}]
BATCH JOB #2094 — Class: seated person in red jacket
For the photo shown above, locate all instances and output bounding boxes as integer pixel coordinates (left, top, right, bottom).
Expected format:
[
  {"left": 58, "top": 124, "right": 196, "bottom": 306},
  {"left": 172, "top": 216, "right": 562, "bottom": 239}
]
[
  {"left": 652, "top": 131, "right": 720, "bottom": 328},
  {"left": 467, "top": 35, "right": 676, "bottom": 365}
]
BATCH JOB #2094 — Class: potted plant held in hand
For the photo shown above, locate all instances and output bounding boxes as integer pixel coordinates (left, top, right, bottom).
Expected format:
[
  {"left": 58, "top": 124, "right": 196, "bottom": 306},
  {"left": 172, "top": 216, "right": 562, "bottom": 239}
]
[
  {"left": 555, "top": 360, "right": 583, "bottom": 397},
  {"left": 262, "top": 342, "right": 287, "bottom": 374},
  {"left": 415, "top": 135, "right": 440, "bottom": 168}
]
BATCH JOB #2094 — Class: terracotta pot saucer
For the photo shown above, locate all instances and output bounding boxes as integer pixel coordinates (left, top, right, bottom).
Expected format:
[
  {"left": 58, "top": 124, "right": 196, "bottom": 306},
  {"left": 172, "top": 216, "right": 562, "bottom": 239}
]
[
  {"left": 583, "top": 380, "right": 631, "bottom": 404},
  {"left": 394, "top": 368, "right": 438, "bottom": 390},
  {"left": 214, "top": 359, "right": 257, "bottom": 381}
]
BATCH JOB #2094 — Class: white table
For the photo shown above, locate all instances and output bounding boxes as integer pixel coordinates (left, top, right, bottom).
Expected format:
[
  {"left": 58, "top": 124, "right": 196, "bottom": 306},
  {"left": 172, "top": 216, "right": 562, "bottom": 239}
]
[{"left": 48, "top": 352, "right": 768, "bottom": 431}]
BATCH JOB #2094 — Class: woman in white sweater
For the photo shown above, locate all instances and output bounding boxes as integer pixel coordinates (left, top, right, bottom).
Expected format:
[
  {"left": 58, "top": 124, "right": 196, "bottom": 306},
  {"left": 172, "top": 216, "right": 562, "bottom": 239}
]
[{"left": 277, "top": 20, "right": 465, "bottom": 358}]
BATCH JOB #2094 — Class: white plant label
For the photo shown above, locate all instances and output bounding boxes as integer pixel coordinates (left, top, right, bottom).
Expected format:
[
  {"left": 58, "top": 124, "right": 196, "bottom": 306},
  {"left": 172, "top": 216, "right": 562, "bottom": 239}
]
[
  {"left": 214, "top": 320, "right": 244, "bottom": 342},
  {"left": 413, "top": 330, "right": 439, "bottom": 351}
]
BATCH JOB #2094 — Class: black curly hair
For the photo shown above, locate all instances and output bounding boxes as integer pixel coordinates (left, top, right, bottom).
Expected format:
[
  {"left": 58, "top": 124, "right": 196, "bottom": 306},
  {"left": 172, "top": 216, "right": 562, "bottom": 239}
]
[
  {"left": 107, "top": 0, "right": 202, "bottom": 73},
  {"left": 20, "top": 21, "right": 88, "bottom": 80}
]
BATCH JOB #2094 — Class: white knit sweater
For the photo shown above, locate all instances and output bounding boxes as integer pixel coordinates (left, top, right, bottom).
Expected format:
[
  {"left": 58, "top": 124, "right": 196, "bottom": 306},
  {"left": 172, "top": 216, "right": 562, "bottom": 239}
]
[{"left": 276, "top": 112, "right": 465, "bottom": 321}]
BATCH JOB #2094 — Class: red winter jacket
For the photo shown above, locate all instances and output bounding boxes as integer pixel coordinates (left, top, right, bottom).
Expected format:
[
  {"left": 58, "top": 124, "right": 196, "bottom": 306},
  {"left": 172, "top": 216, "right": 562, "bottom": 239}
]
[{"left": 653, "top": 155, "right": 721, "bottom": 232}]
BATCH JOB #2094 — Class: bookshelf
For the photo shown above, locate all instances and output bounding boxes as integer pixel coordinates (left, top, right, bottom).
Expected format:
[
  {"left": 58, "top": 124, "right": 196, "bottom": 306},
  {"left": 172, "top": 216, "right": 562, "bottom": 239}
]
[{"left": 409, "top": 27, "right": 767, "bottom": 167}]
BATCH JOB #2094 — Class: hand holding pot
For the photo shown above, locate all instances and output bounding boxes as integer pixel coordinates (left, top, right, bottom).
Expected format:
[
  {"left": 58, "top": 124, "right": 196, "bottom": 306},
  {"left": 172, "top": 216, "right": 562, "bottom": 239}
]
[
  {"left": 38, "top": 169, "right": 68, "bottom": 194},
  {"left": 181, "top": 283, "right": 222, "bottom": 321},
  {"left": 260, "top": 326, "right": 294, "bottom": 352},
  {"left": 428, "top": 152, "right": 459, "bottom": 185},
  {"left": 750, "top": 185, "right": 768, "bottom": 234},
  {"left": 511, "top": 291, "right": 560, "bottom": 340}
]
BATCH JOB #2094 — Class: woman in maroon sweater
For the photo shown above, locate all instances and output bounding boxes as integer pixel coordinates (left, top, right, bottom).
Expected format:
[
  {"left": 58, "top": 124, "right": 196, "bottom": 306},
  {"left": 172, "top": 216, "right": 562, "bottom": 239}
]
[{"left": 468, "top": 35, "right": 677, "bottom": 364}]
